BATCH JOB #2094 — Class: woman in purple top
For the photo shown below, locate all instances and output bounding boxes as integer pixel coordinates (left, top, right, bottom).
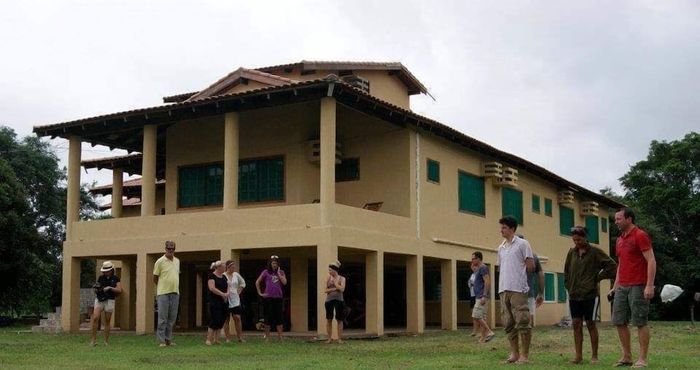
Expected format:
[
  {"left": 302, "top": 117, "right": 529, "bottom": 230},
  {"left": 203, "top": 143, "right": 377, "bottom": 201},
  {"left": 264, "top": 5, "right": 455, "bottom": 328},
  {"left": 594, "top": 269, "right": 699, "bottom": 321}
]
[{"left": 255, "top": 255, "right": 287, "bottom": 342}]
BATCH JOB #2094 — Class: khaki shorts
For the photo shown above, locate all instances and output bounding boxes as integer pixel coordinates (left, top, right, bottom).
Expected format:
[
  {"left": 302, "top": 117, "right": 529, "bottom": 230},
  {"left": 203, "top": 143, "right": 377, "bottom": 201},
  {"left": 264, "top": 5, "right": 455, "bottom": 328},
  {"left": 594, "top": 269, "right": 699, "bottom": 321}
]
[
  {"left": 94, "top": 299, "right": 115, "bottom": 313},
  {"left": 612, "top": 285, "right": 649, "bottom": 327},
  {"left": 471, "top": 298, "right": 489, "bottom": 319},
  {"left": 500, "top": 291, "right": 530, "bottom": 335}
]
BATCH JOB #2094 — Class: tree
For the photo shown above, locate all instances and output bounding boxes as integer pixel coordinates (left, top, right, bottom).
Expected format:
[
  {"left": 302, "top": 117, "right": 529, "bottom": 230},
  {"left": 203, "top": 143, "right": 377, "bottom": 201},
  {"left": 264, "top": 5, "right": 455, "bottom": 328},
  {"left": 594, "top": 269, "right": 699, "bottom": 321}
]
[
  {"left": 618, "top": 132, "right": 700, "bottom": 319},
  {"left": 0, "top": 126, "right": 100, "bottom": 316}
]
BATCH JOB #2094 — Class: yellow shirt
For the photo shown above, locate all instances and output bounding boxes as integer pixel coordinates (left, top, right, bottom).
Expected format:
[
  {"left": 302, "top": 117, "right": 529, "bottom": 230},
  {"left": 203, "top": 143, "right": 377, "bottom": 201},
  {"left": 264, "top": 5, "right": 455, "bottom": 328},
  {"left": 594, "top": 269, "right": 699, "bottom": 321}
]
[{"left": 154, "top": 255, "right": 180, "bottom": 295}]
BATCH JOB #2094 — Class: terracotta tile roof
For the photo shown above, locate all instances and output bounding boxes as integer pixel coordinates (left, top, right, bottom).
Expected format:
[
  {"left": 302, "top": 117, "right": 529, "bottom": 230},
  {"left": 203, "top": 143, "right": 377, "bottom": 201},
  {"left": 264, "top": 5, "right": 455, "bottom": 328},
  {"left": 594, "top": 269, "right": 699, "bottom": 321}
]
[
  {"left": 163, "top": 91, "right": 199, "bottom": 103},
  {"left": 90, "top": 177, "right": 165, "bottom": 197},
  {"left": 99, "top": 197, "right": 142, "bottom": 211},
  {"left": 185, "top": 68, "right": 300, "bottom": 102}
]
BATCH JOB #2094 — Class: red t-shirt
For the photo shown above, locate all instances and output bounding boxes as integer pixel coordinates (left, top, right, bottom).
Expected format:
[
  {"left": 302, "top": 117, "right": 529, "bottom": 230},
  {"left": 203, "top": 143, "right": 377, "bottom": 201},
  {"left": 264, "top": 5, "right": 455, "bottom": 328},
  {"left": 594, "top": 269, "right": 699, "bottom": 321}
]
[{"left": 615, "top": 227, "right": 652, "bottom": 286}]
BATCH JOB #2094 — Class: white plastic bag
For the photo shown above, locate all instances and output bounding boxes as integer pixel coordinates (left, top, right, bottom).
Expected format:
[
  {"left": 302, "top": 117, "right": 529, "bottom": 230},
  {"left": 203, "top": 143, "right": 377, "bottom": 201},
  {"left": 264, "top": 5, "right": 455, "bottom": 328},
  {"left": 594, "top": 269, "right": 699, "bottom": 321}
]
[{"left": 660, "top": 284, "right": 684, "bottom": 303}]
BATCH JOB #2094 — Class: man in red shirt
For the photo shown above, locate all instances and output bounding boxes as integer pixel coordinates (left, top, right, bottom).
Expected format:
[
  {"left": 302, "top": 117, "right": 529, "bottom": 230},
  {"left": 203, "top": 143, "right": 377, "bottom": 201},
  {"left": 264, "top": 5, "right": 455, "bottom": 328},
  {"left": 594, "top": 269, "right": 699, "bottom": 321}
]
[{"left": 609, "top": 208, "right": 657, "bottom": 368}]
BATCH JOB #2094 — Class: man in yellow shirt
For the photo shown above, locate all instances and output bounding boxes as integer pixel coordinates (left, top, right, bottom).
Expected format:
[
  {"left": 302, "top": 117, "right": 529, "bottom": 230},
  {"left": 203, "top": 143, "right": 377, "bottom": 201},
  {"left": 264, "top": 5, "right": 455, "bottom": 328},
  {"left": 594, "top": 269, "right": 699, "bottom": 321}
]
[{"left": 153, "top": 240, "right": 180, "bottom": 347}]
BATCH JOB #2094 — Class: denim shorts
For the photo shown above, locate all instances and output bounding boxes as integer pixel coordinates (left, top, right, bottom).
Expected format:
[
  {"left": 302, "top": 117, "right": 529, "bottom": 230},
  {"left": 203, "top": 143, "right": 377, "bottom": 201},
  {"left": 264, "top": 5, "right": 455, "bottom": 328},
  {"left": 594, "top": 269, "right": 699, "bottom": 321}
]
[{"left": 612, "top": 285, "right": 649, "bottom": 327}]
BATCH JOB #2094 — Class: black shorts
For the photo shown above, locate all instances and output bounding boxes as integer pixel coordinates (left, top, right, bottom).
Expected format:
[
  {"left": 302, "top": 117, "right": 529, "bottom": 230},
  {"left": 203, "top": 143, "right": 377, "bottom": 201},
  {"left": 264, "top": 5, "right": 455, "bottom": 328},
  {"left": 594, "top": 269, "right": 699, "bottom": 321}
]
[
  {"left": 569, "top": 298, "right": 599, "bottom": 321},
  {"left": 325, "top": 300, "right": 346, "bottom": 321},
  {"left": 229, "top": 305, "right": 242, "bottom": 316},
  {"left": 263, "top": 297, "right": 284, "bottom": 327}
]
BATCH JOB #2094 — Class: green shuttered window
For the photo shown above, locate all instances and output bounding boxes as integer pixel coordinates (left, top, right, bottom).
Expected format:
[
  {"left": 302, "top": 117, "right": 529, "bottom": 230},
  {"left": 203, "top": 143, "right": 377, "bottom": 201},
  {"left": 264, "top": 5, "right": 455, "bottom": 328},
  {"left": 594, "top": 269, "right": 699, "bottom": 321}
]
[
  {"left": 544, "top": 198, "right": 553, "bottom": 217},
  {"left": 458, "top": 172, "right": 485, "bottom": 215},
  {"left": 427, "top": 159, "right": 440, "bottom": 183},
  {"left": 502, "top": 188, "right": 523, "bottom": 225},
  {"left": 532, "top": 194, "right": 541, "bottom": 213},
  {"left": 557, "top": 273, "right": 567, "bottom": 302},
  {"left": 559, "top": 205, "right": 574, "bottom": 235},
  {"left": 544, "top": 272, "right": 555, "bottom": 302},
  {"left": 178, "top": 164, "right": 224, "bottom": 208},
  {"left": 602, "top": 217, "right": 608, "bottom": 233},
  {"left": 239, "top": 157, "right": 285, "bottom": 203},
  {"left": 585, "top": 215, "right": 600, "bottom": 244}
]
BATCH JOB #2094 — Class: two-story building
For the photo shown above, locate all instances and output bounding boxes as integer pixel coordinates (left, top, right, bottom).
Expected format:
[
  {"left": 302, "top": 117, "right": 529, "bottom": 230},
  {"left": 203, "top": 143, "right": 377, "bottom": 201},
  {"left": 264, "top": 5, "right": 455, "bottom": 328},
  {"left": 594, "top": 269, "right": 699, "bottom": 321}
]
[{"left": 34, "top": 60, "right": 623, "bottom": 336}]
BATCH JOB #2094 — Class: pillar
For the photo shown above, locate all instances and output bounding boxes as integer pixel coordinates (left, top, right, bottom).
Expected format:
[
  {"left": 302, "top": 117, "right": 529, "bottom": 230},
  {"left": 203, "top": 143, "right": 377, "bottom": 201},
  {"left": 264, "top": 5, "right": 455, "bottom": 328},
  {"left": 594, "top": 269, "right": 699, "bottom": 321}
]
[
  {"left": 66, "top": 136, "right": 81, "bottom": 240},
  {"left": 440, "top": 259, "right": 457, "bottom": 330},
  {"left": 223, "top": 112, "right": 240, "bottom": 210},
  {"left": 319, "top": 97, "right": 336, "bottom": 226},
  {"left": 117, "top": 259, "right": 134, "bottom": 330},
  {"left": 489, "top": 263, "right": 497, "bottom": 328},
  {"left": 290, "top": 255, "right": 308, "bottom": 332},
  {"left": 141, "top": 124, "right": 157, "bottom": 216},
  {"left": 406, "top": 255, "right": 424, "bottom": 333},
  {"left": 366, "top": 251, "right": 384, "bottom": 336},
  {"left": 195, "top": 272, "right": 203, "bottom": 327},
  {"left": 111, "top": 168, "right": 123, "bottom": 218},
  {"left": 316, "top": 241, "right": 337, "bottom": 337},
  {"left": 135, "top": 253, "right": 156, "bottom": 334},
  {"left": 61, "top": 256, "right": 81, "bottom": 333}
]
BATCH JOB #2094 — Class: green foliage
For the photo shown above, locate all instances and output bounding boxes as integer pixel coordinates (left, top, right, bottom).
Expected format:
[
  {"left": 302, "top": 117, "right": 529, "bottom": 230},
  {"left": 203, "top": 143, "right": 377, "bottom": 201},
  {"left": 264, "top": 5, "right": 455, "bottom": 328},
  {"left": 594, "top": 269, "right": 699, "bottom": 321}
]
[
  {"left": 0, "top": 126, "right": 100, "bottom": 316},
  {"left": 616, "top": 132, "right": 700, "bottom": 318}
]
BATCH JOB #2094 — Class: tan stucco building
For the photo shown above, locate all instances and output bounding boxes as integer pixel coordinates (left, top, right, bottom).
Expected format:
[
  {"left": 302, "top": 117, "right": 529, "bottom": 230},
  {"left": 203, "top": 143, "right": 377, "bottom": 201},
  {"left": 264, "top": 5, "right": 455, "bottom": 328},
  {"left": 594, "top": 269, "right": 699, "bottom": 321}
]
[{"left": 34, "top": 60, "right": 623, "bottom": 336}]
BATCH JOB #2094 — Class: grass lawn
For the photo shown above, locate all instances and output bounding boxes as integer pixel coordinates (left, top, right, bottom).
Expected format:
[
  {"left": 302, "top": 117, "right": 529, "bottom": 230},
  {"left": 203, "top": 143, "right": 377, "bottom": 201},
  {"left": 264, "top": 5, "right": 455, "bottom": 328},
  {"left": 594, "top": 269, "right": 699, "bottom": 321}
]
[{"left": 0, "top": 322, "right": 698, "bottom": 369}]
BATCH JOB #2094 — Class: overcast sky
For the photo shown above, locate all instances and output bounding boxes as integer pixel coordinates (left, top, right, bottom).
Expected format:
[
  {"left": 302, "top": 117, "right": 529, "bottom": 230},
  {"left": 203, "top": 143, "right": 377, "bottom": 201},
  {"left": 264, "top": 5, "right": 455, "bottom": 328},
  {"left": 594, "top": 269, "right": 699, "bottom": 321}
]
[{"left": 1, "top": 0, "right": 698, "bottom": 199}]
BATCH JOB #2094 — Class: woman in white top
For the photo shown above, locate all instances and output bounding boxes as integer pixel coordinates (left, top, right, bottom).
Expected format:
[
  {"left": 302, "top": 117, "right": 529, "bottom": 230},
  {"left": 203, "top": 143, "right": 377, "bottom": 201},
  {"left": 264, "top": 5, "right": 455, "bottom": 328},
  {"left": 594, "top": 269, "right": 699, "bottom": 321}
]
[{"left": 223, "top": 260, "right": 246, "bottom": 343}]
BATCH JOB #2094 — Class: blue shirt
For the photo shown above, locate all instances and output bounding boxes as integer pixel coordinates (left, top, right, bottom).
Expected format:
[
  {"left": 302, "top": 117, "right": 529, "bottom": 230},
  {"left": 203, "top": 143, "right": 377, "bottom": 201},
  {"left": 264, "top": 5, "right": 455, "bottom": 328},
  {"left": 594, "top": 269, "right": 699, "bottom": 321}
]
[{"left": 473, "top": 264, "right": 489, "bottom": 298}]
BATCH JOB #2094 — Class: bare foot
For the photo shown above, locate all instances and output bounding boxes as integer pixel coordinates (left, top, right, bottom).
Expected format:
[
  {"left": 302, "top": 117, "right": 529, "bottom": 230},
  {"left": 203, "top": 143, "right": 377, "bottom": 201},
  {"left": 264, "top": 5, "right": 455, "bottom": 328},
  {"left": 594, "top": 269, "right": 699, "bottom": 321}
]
[
  {"left": 325, "top": 339, "right": 333, "bottom": 344},
  {"left": 589, "top": 358, "right": 599, "bottom": 365},
  {"left": 502, "top": 357, "right": 519, "bottom": 364},
  {"left": 567, "top": 359, "right": 583, "bottom": 364}
]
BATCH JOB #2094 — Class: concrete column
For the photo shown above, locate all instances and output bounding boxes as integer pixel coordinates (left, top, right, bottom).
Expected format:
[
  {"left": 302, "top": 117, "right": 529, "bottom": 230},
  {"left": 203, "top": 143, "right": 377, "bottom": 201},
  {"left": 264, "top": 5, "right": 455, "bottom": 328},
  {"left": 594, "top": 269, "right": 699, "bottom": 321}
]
[
  {"left": 366, "top": 251, "right": 384, "bottom": 336},
  {"left": 290, "top": 256, "right": 308, "bottom": 332},
  {"left": 66, "top": 136, "right": 82, "bottom": 240},
  {"left": 178, "top": 264, "right": 192, "bottom": 329},
  {"left": 406, "top": 255, "right": 424, "bottom": 333},
  {"left": 111, "top": 168, "right": 123, "bottom": 218},
  {"left": 141, "top": 124, "right": 157, "bottom": 216},
  {"left": 440, "top": 259, "right": 457, "bottom": 330},
  {"left": 61, "top": 256, "right": 81, "bottom": 333},
  {"left": 316, "top": 241, "right": 337, "bottom": 337},
  {"left": 195, "top": 272, "right": 203, "bottom": 327},
  {"left": 223, "top": 112, "right": 240, "bottom": 210},
  {"left": 135, "top": 253, "right": 156, "bottom": 334},
  {"left": 117, "top": 259, "right": 135, "bottom": 330},
  {"left": 489, "top": 263, "right": 497, "bottom": 328},
  {"left": 319, "top": 97, "right": 336, "bottom": 226}
]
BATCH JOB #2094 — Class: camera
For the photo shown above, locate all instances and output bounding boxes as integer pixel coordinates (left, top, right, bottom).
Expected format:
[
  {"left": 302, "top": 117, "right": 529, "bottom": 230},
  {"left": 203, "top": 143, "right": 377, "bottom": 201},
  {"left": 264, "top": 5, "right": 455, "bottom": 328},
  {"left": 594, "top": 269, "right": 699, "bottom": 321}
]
[{"left": 93, "top": 283, "right": 109, "bottom": 302}]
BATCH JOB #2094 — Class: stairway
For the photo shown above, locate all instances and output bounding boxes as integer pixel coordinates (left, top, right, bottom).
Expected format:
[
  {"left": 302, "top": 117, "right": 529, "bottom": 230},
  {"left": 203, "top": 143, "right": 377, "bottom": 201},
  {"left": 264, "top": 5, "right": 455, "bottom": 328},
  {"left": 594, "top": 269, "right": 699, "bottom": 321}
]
[{"left": 31, "top": 307, "right": 62, "bottom": 334}]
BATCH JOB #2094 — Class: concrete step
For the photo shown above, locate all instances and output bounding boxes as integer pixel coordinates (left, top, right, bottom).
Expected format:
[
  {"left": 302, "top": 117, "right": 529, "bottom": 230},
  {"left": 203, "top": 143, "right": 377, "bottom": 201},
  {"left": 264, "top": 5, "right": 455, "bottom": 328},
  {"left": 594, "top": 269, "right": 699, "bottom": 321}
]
[
  {"left": 39, "top": 318, "right": 60, "bottom": 327},
  {"left": 31, "top": 326, "right": 62, "bottom": 334}
]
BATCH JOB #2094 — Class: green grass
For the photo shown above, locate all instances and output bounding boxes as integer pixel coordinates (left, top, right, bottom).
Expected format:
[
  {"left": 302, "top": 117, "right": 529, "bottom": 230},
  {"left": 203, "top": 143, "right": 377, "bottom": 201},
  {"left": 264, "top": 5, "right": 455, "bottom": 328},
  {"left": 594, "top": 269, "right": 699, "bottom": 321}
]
[{"left": 0, "top": 322, "right": 698, "bottom": 369}]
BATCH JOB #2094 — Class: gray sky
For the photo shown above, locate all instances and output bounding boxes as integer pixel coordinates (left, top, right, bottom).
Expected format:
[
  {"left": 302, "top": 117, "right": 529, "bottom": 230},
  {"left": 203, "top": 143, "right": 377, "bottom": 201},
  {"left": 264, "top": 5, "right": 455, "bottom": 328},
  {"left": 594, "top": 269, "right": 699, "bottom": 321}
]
[{"left": 2, "top": 0, "right": 698, "bottom": 198}]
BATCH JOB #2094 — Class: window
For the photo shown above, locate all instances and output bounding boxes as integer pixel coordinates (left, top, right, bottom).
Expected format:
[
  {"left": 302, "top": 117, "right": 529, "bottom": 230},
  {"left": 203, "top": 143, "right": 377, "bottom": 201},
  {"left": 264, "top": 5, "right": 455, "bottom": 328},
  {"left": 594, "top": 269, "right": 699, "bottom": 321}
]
[
  {"left": 544, "top": 198, "right": 553, "bottom": 217},
  {"left": 457, "top": 268, "right": 472, "bottom": 301},
  {"left": 557, "top": 273, "right": 567, "bottom": 302},
  {"left": 427, "top": 159, "right": 440, "bottom": 183},
  {"left": 532, "top": 194, "right": 541, "bottom": 213},
  {"left": 559, "top": 205, "right": 574, "bottom": 235},
  {"left": 239, "top": 157, "right": 285, "bottom": 203},
  {"left": 424, "top": 270, "right": 441, "bottom": 301},
  {"left": 178, "top": 164, "right": 224, "bottom": 208},
  {"left": 502, "top": 188, "right": 523, "bottom": 225},
  {"left": 602, "top": 217, "right": 608, "bottom": 233},
  {"left": 336, "top": 158, "right": 359, "bottom": 182},
  {"left": 585, "top": 215, "right": 600, "bottom": 244},
  {"left": 458, "top": 171, "right": 485, "bottom": 215},
  {"left": 544, "top": 272, "right": 555, "bottom": 302}
]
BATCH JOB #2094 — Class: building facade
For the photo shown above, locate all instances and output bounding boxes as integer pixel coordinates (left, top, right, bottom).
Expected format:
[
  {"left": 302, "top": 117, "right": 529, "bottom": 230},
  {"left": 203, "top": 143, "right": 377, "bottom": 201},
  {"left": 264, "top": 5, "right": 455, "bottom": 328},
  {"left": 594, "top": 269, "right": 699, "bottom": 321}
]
[{"left": 34, "top": 61, "right": 623, "bottom": 335}]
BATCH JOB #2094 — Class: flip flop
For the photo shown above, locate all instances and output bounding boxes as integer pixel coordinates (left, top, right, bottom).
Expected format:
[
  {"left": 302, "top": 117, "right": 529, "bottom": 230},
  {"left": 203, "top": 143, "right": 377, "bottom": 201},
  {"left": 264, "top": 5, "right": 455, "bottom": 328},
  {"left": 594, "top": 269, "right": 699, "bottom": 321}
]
[
  {"left": 516, "top": 359, "right": 530, "bottom": 365},
  {"left": 567, "top": 359, "right": 583, "bottom": 365},
  {"left": 485, "top": 333, "right": 495, "bottom": 343},
  {"left": 501, "top": 358, "right": 518, "bottom": 364},
  {"left": 630, "top": 364, "right": 647, "bottom": 369},
  {"left": 613, "top": 361, "right": 633, "bottom": 367}
]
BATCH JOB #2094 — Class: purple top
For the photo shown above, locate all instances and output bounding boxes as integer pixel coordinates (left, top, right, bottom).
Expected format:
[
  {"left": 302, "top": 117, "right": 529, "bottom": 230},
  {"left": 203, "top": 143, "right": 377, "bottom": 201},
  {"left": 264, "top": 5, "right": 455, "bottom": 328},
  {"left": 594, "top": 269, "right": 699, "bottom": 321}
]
[{"left": 259, "top": 269, "right": 284, "bottom": 298}]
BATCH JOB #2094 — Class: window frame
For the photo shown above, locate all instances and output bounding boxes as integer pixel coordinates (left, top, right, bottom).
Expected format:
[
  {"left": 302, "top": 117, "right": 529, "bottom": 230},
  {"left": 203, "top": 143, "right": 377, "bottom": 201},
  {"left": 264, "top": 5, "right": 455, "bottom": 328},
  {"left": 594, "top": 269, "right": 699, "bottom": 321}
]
[
  {"left": 238, "top": 155, "right": 286, "bottom": 204},
  {"left": 336, "top": 157, "right": 360, "bottom": 182},
  {"left": 177, "top": 162, "right": 224, "bottom": 209},
  {"left": 458, "top": 170, "right": 486, "bottom": 216},
  {"left": 532, "top": 194, "right": 541, "bottom": 214},
  {"left": 427, "top": 158, "right": 440, "bottom": 184},
  {"left": 544, "top": 198, "right": 553, "bottom": 217}
]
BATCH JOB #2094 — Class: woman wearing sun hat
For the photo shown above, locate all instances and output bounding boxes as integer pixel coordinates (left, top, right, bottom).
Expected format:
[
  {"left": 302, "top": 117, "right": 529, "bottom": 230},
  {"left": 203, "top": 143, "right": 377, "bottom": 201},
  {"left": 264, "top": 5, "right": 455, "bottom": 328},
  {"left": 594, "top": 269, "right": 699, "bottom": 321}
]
[
  {"left": 324, "top": 260, "right": 346, "bottom": 344},
  {"left": 90, "top": 261, "right": 122, "bottom": 347}
]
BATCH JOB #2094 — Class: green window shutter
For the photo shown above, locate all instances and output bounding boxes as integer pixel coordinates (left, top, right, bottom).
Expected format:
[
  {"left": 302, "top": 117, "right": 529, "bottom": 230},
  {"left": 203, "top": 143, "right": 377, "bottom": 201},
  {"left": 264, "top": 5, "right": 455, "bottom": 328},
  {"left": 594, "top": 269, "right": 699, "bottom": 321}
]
[
  {"left": 238, "top": 157, "right": 285, "bottom": 203},
  {"left": 585, "top": 215, "right": 600, "bottom": 244},
  {"left": 178, "top": 165, "right": 223, "bottom": 208},
  {"left": 502, "top": 188, "right": 523, "bottom": 225},
  {"left": 544, "top": 198, "right": 553, "bottom": 217},
  {"left": 557, "top": 273, "right": 567, "bottom": 302},
  {"left": 559, "top": 205, "right": 574, "bottom": 235},
  {"left": 205, "top": 165, "right": 224, "bottom": 205},
  {"left": 427, "top": 159, "right": 440, "bottom": 183},
  {"left": 458, "top": 172, "right": 485, "bottom": 215},
  {"left": 532, "top": 194, "right": 541, "bottom": 213},
  {"left": 544, "top": 272, "right": 555, "bottom": 302},
  {"left": 601, "top": 217, "right": 608, "bottom": 233}
]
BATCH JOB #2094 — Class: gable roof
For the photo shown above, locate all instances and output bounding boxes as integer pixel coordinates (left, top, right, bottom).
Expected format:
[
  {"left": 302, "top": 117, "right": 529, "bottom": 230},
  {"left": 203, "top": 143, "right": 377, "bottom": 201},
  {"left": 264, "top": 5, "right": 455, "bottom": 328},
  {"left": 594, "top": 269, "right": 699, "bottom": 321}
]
[
  {"left": 185, "top": 68, "right": 300, "bottom": 102},
  {"left": 34, "top": 75, "right": 623, "bottom": 209},
  {"left": 90, "top": 177, "right": 165, "bottom": 198}
]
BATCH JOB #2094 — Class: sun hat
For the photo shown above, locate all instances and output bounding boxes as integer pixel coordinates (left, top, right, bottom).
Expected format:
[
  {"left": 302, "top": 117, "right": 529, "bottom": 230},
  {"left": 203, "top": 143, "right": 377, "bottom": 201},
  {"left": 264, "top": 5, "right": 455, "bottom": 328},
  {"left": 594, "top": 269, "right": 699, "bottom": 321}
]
[
  {"left": 329, "top": 260, "right": 341, "bottom": 271},
  {"left": 100, "top": 261, "right": 114, "bottom": 272}
]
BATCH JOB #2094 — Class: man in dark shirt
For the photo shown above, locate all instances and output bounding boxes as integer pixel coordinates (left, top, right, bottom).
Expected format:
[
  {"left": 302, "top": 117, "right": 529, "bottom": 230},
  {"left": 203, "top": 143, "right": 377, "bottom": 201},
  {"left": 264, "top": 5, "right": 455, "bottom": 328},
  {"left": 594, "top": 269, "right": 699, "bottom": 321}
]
[{"left": 564, "top": 226, "right": 617, "bottom": 364}]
